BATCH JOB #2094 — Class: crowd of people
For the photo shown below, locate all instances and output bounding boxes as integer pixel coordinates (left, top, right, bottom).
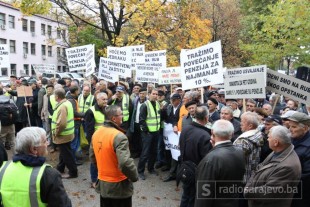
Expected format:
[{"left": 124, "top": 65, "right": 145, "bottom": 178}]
[{"left": 0, "top": 74, "right": 309, "bottom": 207}]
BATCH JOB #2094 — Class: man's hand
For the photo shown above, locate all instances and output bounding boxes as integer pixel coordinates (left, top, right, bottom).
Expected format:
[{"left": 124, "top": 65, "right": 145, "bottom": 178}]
[{"left": 173, "top": 126, "right": 178, "bottom": 134}]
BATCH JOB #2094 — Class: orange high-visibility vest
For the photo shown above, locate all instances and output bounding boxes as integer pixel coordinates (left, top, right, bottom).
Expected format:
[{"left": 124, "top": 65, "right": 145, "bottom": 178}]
[
  {"left": 92, "top": 126, "right": 127, "bottom": 182},
  {"left": 73, "top": 99, "right": 81, "bottom": 121}
]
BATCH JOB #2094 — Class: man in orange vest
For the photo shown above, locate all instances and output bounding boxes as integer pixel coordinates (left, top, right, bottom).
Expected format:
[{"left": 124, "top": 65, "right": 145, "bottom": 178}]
[{"left": 90, "top": 105, "right": 138, "bottom": 207}]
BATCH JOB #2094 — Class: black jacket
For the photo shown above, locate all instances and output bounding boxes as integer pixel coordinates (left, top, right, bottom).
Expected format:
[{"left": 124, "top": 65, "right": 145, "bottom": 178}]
[
  {"left": 179, "top": 122, "right": 212, "bottom": 165},
  {"left": 195, "top": 142, "right": 245, "bottom": 207},
  {"left": 139, "top": 100, "right": 161, "bottom": 132},
  {"left": 0, "top": 95, "right": 18, "bottom": 126},
  {"left": 84, "top": 103, "right": 105, "bottom": 142},
  {"left": 66, "top": 93, "right": 84, "bottom": 128},
  {"left": 162, "top": 103, "right": 181, "bottom": 127}
]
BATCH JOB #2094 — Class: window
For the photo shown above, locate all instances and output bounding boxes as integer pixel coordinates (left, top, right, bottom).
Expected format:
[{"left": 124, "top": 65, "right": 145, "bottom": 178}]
[
  {"left": 62, "top": 48, "right": 66, "bottom": 57},
  {"left": 11, "top": 64, "right": 16, "bottom": 75},
  {"left": 8, "top": 15, "right": 14, "bottom": 29},
  {"left": 1, "top": 68, "right": 8, "bottom": 76},
  {"left": 9, "top": 40, "right": 16, "bottom": 53},
  {"left": 0, "top": 13, "right": 5, "bottom": 26},
  {"left": 41, "top": 24, "right": 45, "bottom": 35},
  {"left": 30, "top": 21, "right": 35, "bottom": 33},
  {"left": 48, "top": 46, "right": 52, "bottom": 57},
  {"left": 58, "top": 66, "right": 61, "bottom": 72},
  {"left": 0, "top": 38, "right": 6, "bottom": 44},
  {"left": 47, "top": 25, "right": 52, "bottom": 37},
  {"left": 62, "top": 29, "right": 66, "bottom": 39},
  {"left": 57, "top": 47, "right": 61, "bottom": 57},
  {"left": 24, "top": 64, "right": 29, "bottom": 75},
  {"left": 31, "top": 43, "right": 36, "bottom": 55},
  {"left": 57, "top": 28, "right": 61, "bottom": 39},
  {"left": 41, "top": 45, "right": 46, "bottom": 56},
  {"left": 22, "top": 19, "right": 28, "bottom": 31},
  {"left": 63, "top": 66, "right": 67, "bottom": 72},
  {"left": 23, "top": 42, "right": 28, "bottom": 54}
]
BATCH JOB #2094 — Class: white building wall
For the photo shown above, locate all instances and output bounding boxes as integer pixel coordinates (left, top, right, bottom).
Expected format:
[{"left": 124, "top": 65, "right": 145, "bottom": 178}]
[{"left": 0, "top": 1, "right": 69, "bottom": 77}]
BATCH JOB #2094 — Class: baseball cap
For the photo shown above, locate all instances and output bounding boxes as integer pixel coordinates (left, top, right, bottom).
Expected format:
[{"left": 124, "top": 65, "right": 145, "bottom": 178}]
[
  {"left": 287, "top": 112, "right": 310, "bottom": 126},
  {"left": 171, "top": 93, "right": 181, "bottom": 100},
  {"left": 281, "top": 110, "right": 297, "bottom": 119},
  {"left": 265, "top": 115, "right": 283, "bottom": 125},
  {"left": 116, "top": 86, "right": 125, "bottom": 92}
]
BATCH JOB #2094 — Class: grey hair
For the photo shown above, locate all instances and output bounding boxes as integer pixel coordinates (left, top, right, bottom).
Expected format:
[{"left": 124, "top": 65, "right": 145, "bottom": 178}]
[
  {"left": 105, "top": 105, "right": 121, "bottom": 120},
  {"left": 195, "top": 105, "right": 209, "bottom": 121},
  {"left": 241, "top": 112, "right": 260, "bottom": 128},
  {"left": 54, "top": 84, "right": 63, "bottom": 90},
  {"left": 221, "top": 106, "right": 233, "bottom": 116},
  {"left": 15, "top": 127, "right": 46, "bottom": 154},
  {"left": 96, "top": 92, "right": 107, "bottom": 100},
  {"left": 269, "top": 125, "right": 291, "bottom": 144},
  {"left": 212, "top": 120, "right": 234, "bottom": 140},
  {"left": 183, "top": 91, "right": 193, "bottom": 100},
  {"left": 54, "top": 88, "right": 66, "bottom": 99}
]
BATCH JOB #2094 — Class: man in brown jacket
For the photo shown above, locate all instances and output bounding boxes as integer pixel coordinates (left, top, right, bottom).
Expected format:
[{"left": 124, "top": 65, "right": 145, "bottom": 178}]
[{"left": 52, "top": 88, "right": 77, "bottom": 179}]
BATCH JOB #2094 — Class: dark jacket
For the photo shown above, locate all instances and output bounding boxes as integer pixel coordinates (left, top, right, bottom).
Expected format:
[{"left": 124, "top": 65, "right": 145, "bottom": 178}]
[
  {"left": 209, "top": 110, "right": 220, "bottom": 123},
  {"left": 179, "top": 121, "right": 212, "bottom": 165},
  {"left": 8, "top": 90, "right": 31, "bottom": 123},
  {"left": 66, "top": 93, "right": 84, "bottom": 128},
  {"left": 162, "top": 103, "right": 181, "bottom": 126},
  {"left": 245, "top": 144, "right": 301, "bottom": 207},
  {"left": 139, "top": 100, "right": 161, "bottom": 132},
  {"left": 0, "top": 142, "right": 8, "bottom": 167},
  {"left": 129, "top": 97, "right": 146, "bottom": 133},
  {"left": 84, "top": 103, "right": 105, "bottom": 142},
  {"left": 1, "top": 154, "right": 72, "bottom": 207},
  {"left": 231, "top": 118, "right": 242, "bottom": 142},
  {"left": 195, "top": 142, "right": 245, "bottom": 207},
  {"left": 38, "top": 86, "right": 46, "bottom": 116},
  {"left": 0, "top": 95, "right": 18, "bottom": 126},
  {"left": 181, "top": 113, "right": 194, "bottom": 128},
  {"left": 31, "top": 87, "right": 40, "bottom": 116}
]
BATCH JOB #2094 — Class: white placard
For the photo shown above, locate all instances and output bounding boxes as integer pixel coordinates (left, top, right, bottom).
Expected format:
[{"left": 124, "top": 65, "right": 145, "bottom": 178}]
[
  {"left": 145, "top": 50, "right": 166, "bottom": 69},
  {"left": 66, "top": 44, "right": 92, "bottom": 71},
  {"left": 267, "top": 69, "right": 310, "bottom": 105},
  {"left": 224, "top": 73, "right": 266, "bottom": 99},
  {"left": 0, "top": 44, "right": 10, "bottom": 68},
  {"left": 226, "top": 65, "right": 267, "bottom": 86},
  {"left": 98, "top": 57, "right": 119, "bottom": 83},
  {"left": 163, "top": 123, "right": 180, "bottom": 161},
  {"left": 85, "top": 45, "right": 96, "bottom": 77},
  {"left": 107, "top": 46, "right": 132, "bottom": 77},
  {"left": 135, "top": 64, "right": 159, "bottom": 83},
  {"left": 158, "top": 67, "right": 182, "bottom": 84},
  {"left": 32, "top": 64, "right": 56, "bottom": 74},
  {"left": 129, "top": 45, "right": 145, "bottom": 70},
  {"left": 180, "top": 40, "right": 224, "bottom": 90}
]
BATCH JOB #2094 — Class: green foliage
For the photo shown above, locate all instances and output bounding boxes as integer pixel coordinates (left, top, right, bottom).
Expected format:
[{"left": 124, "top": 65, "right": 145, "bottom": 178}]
[{"left": 11, "top": 0, "right": 52, "bottom": 15}]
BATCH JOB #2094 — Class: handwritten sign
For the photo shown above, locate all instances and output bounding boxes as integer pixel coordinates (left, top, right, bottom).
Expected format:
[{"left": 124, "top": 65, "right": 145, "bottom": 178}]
[
  {"left": 66, "top": 44, "right": 93, "bottom": 71},
  {"left": 98, "top": 57, "right": 119, "bottom": 83},
  {"left": 107, "top": 46, "right": 132, "bottom": 77},
  {"left": 158, "top": 67, "right": 182, "bottom": 84}
]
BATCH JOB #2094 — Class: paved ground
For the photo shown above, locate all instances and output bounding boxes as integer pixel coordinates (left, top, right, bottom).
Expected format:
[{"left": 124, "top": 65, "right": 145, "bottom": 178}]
[{"left": 7, "top": 148, "right": 181, "bottom": 207}]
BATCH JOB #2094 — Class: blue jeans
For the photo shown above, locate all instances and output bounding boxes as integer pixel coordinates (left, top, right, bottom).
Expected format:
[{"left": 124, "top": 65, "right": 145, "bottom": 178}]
[
  {"left": 90, "top": 163, "right": 98, "bottom": 183},
  {"left": 180, "top": 182, "right": 195, "bottom": 207},
  {"left": 71, "top": 128, "right": 81, "bottom": 161},
  {"left": 138, "top": 131, "right": 159, "bottom": 173}
]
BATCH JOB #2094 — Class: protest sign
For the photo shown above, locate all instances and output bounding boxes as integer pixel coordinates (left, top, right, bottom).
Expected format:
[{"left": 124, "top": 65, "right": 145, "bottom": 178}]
[
  {"left": 135, "top": 64, "right": 159, "bottom": 83},
  {"left": 225, "top": 73, "right": 265, "bottom": 99},
  {"left": 32, "top": 64, "right": 56, "bottom": 74},
  {"left": 267, "top": 69, "right": 310, "bottom": 105},
  {"left": 163, "top": 123, "right": 180, "bottom": 161},
  {"left": 158, "top": 67, "right": 182, "bottom": 85},
  {"left": 66, "top": 44, "right": 93, "bottom": 71},
  {"left": 180, "top": 40, "right": 223, "bottom": 90},
  {"left": 85, "top": 45, "right": 96, "bottom": 77},
  {"left": 226, "top": 65, "right": 267, "bottom": 85},
  {"left": 98, "top": 57, "right": 119, "bottom": 83},
  {"left": 145, "top": 50, "right": 166, "bottom": 69},
  {"left": 0, "top": 44, "right": 10, "bottom": 69},
  {"left": 129, "top": 45, "right": 145, "bottom": 70},
  {"left": 17, "top": 86, "right": 33, "bottom": 97},
  {"left": 107, "top": 46, "right": 132, "bottom": 77}
]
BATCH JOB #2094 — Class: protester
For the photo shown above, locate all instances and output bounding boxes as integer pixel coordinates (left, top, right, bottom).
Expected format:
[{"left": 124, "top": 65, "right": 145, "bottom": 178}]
[
  {"left": 0, "top": 127, "right": 72, "bottom": 206},
  {"left": 220, "top": 106, "right": 242, "bottom": 142},
  {"left": 244, "top": 126, "right": 301, "bottom": 207},
  {"left": 90, "top": 105, "right": 138, "bottom": 207},
  {"left": 195, "top": 120, "right": 245, "bottom": 207}
]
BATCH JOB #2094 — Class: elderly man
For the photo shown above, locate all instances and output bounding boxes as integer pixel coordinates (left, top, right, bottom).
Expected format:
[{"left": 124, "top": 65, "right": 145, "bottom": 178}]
[
  {"left": 0, "top": 127, "right": 72, "bottom": 206},
  {"left": 262, "top": 103, "right": 273, "bottom": 116},
  {"left": 244, "top": 126, "right": 301, "bottom": 207},
  {"left": 220, "top": 106, "right": 242, "bottom": 142},
  {"left": 233, "top": 112, "right": 264, "bottom": 184},
  {"left": 182, "top": 101, "right": 197, "bottom": 128},
  {"left": 90, "top": 105, "right": 138, "bottom": 207},
  {"left": 179, "top": 105, "right": 212, "bottom": 207},
  {"left": 226, "top": 99, "right": 241, "bottom": 120},
  {"left": 287, "top": 112, "right": 310, "bottom": 207},
  {"left": 195, "top": 120, "right": 245, "bottom": 207}
]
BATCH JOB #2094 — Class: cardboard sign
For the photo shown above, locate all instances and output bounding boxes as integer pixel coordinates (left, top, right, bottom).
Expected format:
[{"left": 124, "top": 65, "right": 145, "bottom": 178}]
[
  {"left": 163, "top": 123, "right": 180, "bottom": 161},
  {"left": 98, "top": 57, "right": 119, "bottom": 83},
  {"left": 85, "top": 45, "right": 96, "bottom": 77},
  {"left": 158, "top": 67, "right": 182, "bottom": 84},
  {"left": 180, "top": 40, "right": 224, "bottom": 90},
  {"left": 17, "top": 86, "right": 33, "bottom": 97},
  {"left": 266, "top": 69, "right": 310, "bottom": 105},
  {"left": 32, "top": 64, "right": 56, "bottom": 74},
  {"left": 0, "top": 44, "right": 10, "bottom": 69},
  {"left": 226, "top": 65, "right": 267, "bottom": 86},
  {"left": 107, "top": 46, "right": 132, "bottom": 77},
  {"left": 225, "top": 73, "right": 266, "bottom": 99},
  {"left": 66, "top": 44, "right": 93, "bottom": 71}
]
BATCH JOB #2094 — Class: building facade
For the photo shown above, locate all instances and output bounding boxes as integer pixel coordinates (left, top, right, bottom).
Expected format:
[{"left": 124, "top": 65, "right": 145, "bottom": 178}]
[{"left": 0, "top": 1, "right": 69, "bottom": 77}]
